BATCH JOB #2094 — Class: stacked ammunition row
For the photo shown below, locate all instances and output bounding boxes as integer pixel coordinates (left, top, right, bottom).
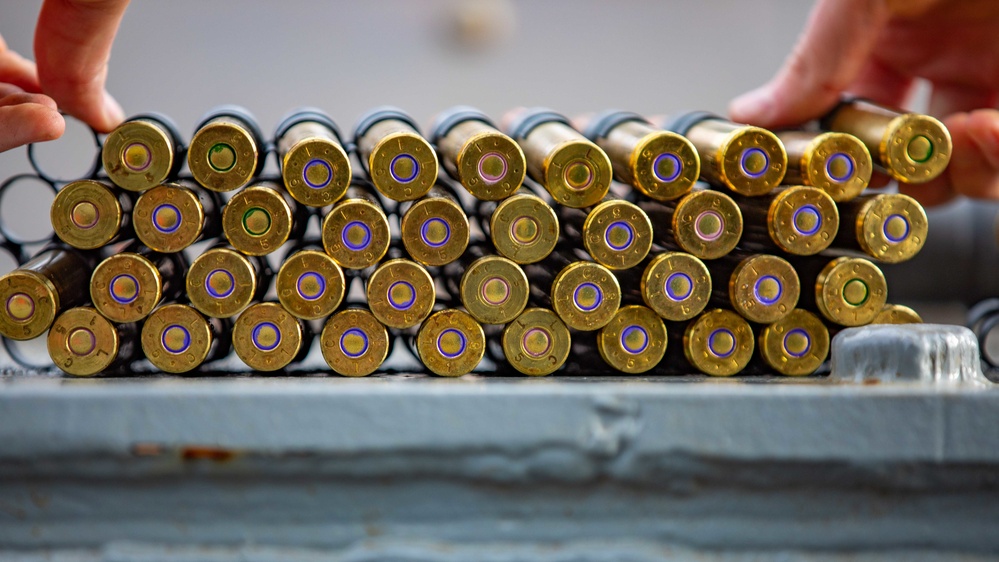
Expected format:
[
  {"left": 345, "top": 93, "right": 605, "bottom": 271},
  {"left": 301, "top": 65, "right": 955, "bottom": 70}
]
[{"left": 0, "top": 99, "right": 945, "bottom": 377}]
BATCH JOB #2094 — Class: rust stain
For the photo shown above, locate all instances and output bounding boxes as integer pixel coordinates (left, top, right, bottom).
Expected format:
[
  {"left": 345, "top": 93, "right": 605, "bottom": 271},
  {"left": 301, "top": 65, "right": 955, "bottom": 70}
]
[
  {"left": 132, "top": 443, "right": 166, "bottom": 456},
  {"left": 181, "top": 446, "right": 238, "bottom": 462}
]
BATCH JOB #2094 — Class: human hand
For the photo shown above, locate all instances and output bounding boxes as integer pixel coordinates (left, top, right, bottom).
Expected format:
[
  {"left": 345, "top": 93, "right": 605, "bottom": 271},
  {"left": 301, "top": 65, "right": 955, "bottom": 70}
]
[{"left": 729, "top": 0, "right": 999, "bottom": 206}]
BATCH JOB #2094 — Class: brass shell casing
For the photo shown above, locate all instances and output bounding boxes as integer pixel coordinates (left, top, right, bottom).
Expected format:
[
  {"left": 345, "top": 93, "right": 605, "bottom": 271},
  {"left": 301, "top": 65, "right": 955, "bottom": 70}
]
[
  {"left": 501, "top": 307, "right": 571, "bottom": 376},
  {"left": 416, "top": 309, "right": 485, "bottom": 377},
  {"left": 222, "top": 183, "right": 299, "bottom": 256},
  {"left": 778, "top": 131, "right": 872, "bottom": 201},
  {"left": 735, "top": 186, "right": 839, "bottom": 255},
  {"left": 519, "top": 122, "right": 613, "bottom": 208},
  {"left": 48, "top": 306, "right": 137, "bottom": 376},
  {"left": 133, "top": 182, "right": 219, "bottom": 253},
  {"left": 488, "top": 192, "right": 559, "bottom": 264},
  {"left": 873, "top": 303, "right": 922, "bottom": 325},
  {"left": 640, "top": 251, "right": 712, "bottom": 322},
  {"left": 51, "top": 179, "right": 129, "bottom": 249},
  {"left": 811, "top": 257, "right": 887, "bottom": 327},
  {"left": 601, "top": 121, "right": 699, "bottom": 201},
  {"left": 187, "top": 247, "right": 265, "bottom": 318},
  {"left": 437, "top": 120, "right": 525, "bottom": 201},
  {"left": 321, "top": 185, "right": 391, "bottom": 270},
  {"left": 141, "top": 303, "right": 219, "bottom": 373},
  {"left": 551, "top": 261, "right": 622, "bottom": 331},
  {"left": 278, "top": 122, "right": 352, "bottom": 207},
  {"left": 103, "top": 116, "right": 181, "bottom": 192},
  {"left": 0, "top": 247, "right": 92, "bottom": 340},
  {"left": 320, "top": 308, "right": 390, "bottom": 377},
  {"left": 580, "top": 199, "right": 653, "bottom": 270},
  {"left": 400, "top": 186, "right": 470, "bottom": 267},
  {"left": 823, "top": 99, "right": 951, "bottom": 184},
  {"left": 188, "top": 115, "right": 261, "bottom": 192},
  {"left": 233, "top": 302, "right": 304, "bottom": 372},
  {"left": 835, "top": 193, "right": 928, "bottom": 263},
  {"left": 597, "top": 305, "right": 667, "bottom": 374},
  {"left": 459, "top": 255, "right": 529, "bottom": 325},
  {"left": 758, "top": 308, "right": 830, "bottom": 376},
  {"left": 683, "top": 308, "right": 754, "bottom": 377},
  {"left": 276, "top": 249, "right": 345, "bottom": 320},
  {"left": 366, "top": 258, "right": 435, "bottom": 329},
  {"left": 641, "top": 188, "right": 743, "bottom": 260},
  {"left": 722, "top": 254, "right": 800, "bottom": 324},
  {"left": 90, "top": 252, "right": 182, "bottom": 323},
  {"left": 357, "top": 120, "right": 438, "bottom": 202},
  {"left": 684, "top": 119, "right": 786, "bottom": 196}
]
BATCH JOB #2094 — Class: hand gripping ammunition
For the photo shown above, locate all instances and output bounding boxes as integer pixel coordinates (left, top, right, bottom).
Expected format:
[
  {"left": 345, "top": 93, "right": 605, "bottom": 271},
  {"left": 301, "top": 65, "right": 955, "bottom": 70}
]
[
  {"left": 684, "top": 308, "right": 755, "bottom": 376},
  {"left": 0, "top": 245, "right": 96, "bottom": 340},
  {"left": 481, "top": 189, "right": 559, "bottom": 264},
  {"left": 141, "top": 303, "right": 232, "bottom": 373},
  {"left": 321, "top": 180, "right": 391, "bottom": 270},
  {"left": 353, "top": 106, "right": 438, "bottom": 202},
  {"left": 222, "top": 182, "right": 309, "bottom": 256},
  {"left": 832, "top": 193, "right": 928, "bottom": 263},
  {"left": 501, "top": 307, "right": 571, "bottom": 376},
  {"left": 366, "top": 257, "right": 436, "bottom": 330},
  {"left": 276, "top": 244, "right": 346, "bottom": 321},
  {"left": 47, "top": 307, "right": 140, "bottom": 376},
  {"left": 186, "top": 245, "right": 271, "bottom": 318},
  {"left": 732, "top": 186, "right": 839, "bottom": 255},
  {"left": 504, "top": 108, "right": 612, "bottom": 208},
  {"left": 188, "top": 106, "right": 265, "bottom": 192},
  {"left": 524, "top": 249, "right": 621, "bottom": 331},
  {"left": 777, "top": 130, "right": 872, "bottom": 201},
  {"left": 102, "top": 113, "right": 185, "bottom": 192},
  {"left": 637, "top": 186, "right": 742, "bottom": 260},
  {"left": 615, "top": 251, "right": 712, "bottom": 322},
  {"left": 822, "top": 98, "right": 952, "bottom": 184},
  {"left": 275, "top": 107, "right": 352, "bottom": 207},
  {"left": 90, "top": 248, "right": 187, "bottom": 324},
  {"left": 399, "top": 183, "right": 470, "bottom": 267},
  {"left": 51, "top": 179, "right": 134, "bottom": 249},
  {"left": 133, "top": 181, "right": 222, "bottom": 253},
  {"left": 662, "top": 112, "right": 786, "bottom": 196},
  {"left": 794, "top": 256, "right": 887, "bottom": 327},
  {"left": 559, "top": 197, "right": 653, "bottom": 270},
  {"left": 597, "top": 305, "right": 668, "bottom": 374},
  {"left": 442, "top": 245, "right": 529, "bottom": 325},
  {"left": 415, "top": 308, "right": 485, "bottom": 377},
  {"left": 233, "top": 301, "right": 309, "bottom": 372},
  {"left": 583, "top": 110, "right": 699, "bottom": 201},
  {"left": 321, "top": 307, "right": 391, "bottom": 377},
  {"left": 430, "top": 106, "right": 525, "bottom": 200},
  {"left": 757, "top": 308, "right": 830, "bottom": 376},
  {"left": 872, "top": 303, "right": 922, "bottom": 325},
  {"left": 709, "top": 253, "right": 800, "bottom": 324}
]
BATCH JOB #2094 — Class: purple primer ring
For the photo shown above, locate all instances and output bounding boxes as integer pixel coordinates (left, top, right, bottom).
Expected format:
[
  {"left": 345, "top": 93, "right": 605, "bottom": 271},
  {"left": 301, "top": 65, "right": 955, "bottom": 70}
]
[
  {"left": 740, "top": 148, "right": 769, "bottom": 179},
  {"left": 109, "top": 274, "right": 140, "bottom": 304},
  {"left": 390, "top": 154, "right": 419, "bottom": 183},
  {"left": 825, "top": 153, "right": 855, "bottom": 182},
  {"left": 6, "top": 294, "right": 35, "bottom": 321},
  {"left": 152, "top": 204, "right": 182, "bottom": 234},
  {"left": 340, "top": 329, "right": 369, "bottom": 358},
  {"left": 522, "top": 328, "right": 552, "bottom": 357},
  {"left": 708, "top": 328, "right": 736, "bottom": 358},
  {"left": 69, "top": 328, "right": 97, "bottom": 355},
  {"left": 297, "top": 272, "right": 326, "bottom": 301},
  {"left": 342, "top": 221, "right": 372, "bottom": 251},
  {"left": 478, "top": 152, "right": 508, "bottom": 184},
  {"left": 303, "top": 158, "right": 334, "bottom": 189},
  {"left": 653, "top": 153, "right": 682, "bottom": 183},
  {"left": 437, "top": 328, "right": 467, "bottom": 359},
  {"left": 664, "top": 272, "right": 694, "bottom": 301},
  {"left": 420, "top": 218, "right": 451, "bottom": 248},
  {"left": 205, "top": 269, "right": 236, "bottom": 299},
  {"left": 783, "top": 328, "right": 812, "bottom": 358},
  {"left": 387, "top": 281, "right": 416, "bottom": 310},
  {"left": 251, "top": 322, "right": 281, "bottom": 352},
  {"left": 573, "top": 282, "right": 603, "bottom": 312},
  {"left": 792, "top": 204, "right": 822, "bottom": 236},
  {"left": 694, "top": 210, "right": 725, "bottom": 241},
  {"left": 162, "top": 325, "right": 191, "bottom": 354},
  {"left": 123, "top": 142, "right": 152, "bottom": 172},
  {"left": 620, "top": 325, "right": 649, "bottom": 354},
  {"left": 883, "top": 214, "right": 910, "bottom": 243},
  {"left": 754, "top": 275, "right": 782, "bottom": 306},
  {"left": 604, "top": 221, "right": 634, "bottom": 251}
]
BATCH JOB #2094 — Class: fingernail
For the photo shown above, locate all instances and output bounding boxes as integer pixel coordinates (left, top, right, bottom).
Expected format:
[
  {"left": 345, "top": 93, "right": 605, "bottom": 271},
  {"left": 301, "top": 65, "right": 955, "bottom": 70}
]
[
  {"left": 729, "top": 87, "right": 775, "bottom": 125},
  {"left": 102, "top": 92, "right": 125, "bottom": 127}
]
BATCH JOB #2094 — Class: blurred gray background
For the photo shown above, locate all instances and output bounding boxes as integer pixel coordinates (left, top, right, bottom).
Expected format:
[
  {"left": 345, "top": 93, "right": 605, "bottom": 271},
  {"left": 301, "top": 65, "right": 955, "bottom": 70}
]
[{"left": 0, "top": 0, "right": 997, "bottom": 324}]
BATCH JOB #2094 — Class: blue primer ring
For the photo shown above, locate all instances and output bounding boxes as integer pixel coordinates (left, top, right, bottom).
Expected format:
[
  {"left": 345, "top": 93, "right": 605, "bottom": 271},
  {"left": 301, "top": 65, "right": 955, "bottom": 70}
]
[
  {"left": 620, "top": 325, "right": 650, "bottom": 355},
  {"left": 251, "top": 322, "right": 281, "bottom": 352},
  {"left": 340, "top": 329, "right": 370, "bottom": 358}
]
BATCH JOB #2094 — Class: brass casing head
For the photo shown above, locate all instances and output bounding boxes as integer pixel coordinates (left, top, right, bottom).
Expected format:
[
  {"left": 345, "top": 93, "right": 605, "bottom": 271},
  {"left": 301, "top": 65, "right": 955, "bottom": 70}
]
[
  {"left": 277, "top": 250, "right": 345, "bottom": 320},
  {"left": 825, "top": 101, "right": 951, "bottom": 183},
  {"left": 641, "top": 251, "right": 711, "bottom": 322},
  {"left": 440, "top": 121, "right": 525, "bottom": 200},
  {"left": 103, "top": 118, "right": 176, "bottom": 191},
  {"left": 233, "top": 302, "right": 304, "bottom": 372},
  {"left": 401, "top": 193, "right": 470, "bottom": 267},
  {"left": 134, "top": 184, "right": 206, "bottom": 253},
  {"left": 551, "top": 261, "right": 621, "bottom": 331},
  {"left": 366, "top": 258, "right": 435, "bottom": 329},
  {"left": 850, "top": 193, "right": 928, "bottom": 263},
  {"left": 416, "top": 309, "right": 485, "bottom": 377},
  {"left": 141, "top": 304, "right": 215, "bottom": 373},
  {"left": 321, "top": 308, "right": 390, "bottom": 377},
  {"left": 523, "top": 123, "right": 612, "bottom": 208},
  {"left": 459, "top": 255, "right": 529, "bottom": 324},
  {"left": 582, "top": 199, "right": 653, "bottom": 270},
  {"left": 90, "top": 253, "right": 163, "bottom": 323},
  {"left": 815, "top": 257, "right": 887, "bottom": 326},
  {"left": 758, "top": 308, "right": 830, "bottom": 376},
  {"left": 188, "top": 116, "right": 259, "bottom": 192},
  {"left": 489, "top": 193, "right": 559, "bottom": 264},
  {"left": 502, "top": 307, "right": 571, "bottom": 376},
  {"left": 279, "top": 122, "right": 352, "bottom": 207},
  {"left": 359, "top": 121, "right": 438, "bottom": 201},
  {"left": 598, "top": 305, "right": 668, "bottom": 374},
  {"left": 780, "top": 131, "right": 872, "bottom": 201},
  {"left": 222, "top": 185, "right": 294, "bottom": 256},
  {"left": 686, "top": 120, "right": 786, "bottom": 196},
  {"left": 51, "top": 180, "right": 123, "bottom": 249},
  {"left": 0, "top": 270, "right": 59, "bottom": 340},
  {"left": 729, "top": 254, "right": 800, "bottom": 324},
  {"left": 321, "top": 197, "right": 391, "bottom": 270},
  {"left": 684, "top": 308, "right": 754, "bottom": 376},
  {"left": 767, "top": 186, "right": 839, "bottom": 255},
  {"left": 873, "top": 303, "right": 923, "bottom": 325},
  {"left": 672, "top": 189, "right": 743, "bottom": 260},
  {"left": 47, "top": 307, "right": 121, "bottom": 376},
  {"left": 601, "top": 123, "right": 699, "bottom": 201},
  {"left": 187, "top": 247, "right": 259, "bottom": 318}
]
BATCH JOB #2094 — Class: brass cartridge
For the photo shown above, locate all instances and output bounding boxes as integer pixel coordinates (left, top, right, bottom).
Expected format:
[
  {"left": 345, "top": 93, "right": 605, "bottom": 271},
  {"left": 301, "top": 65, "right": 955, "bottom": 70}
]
[
  {"left": 0, "top": 245, "right": 95, "bottom": 340},
  {"left": 353, "top": 106, "right": 438, "bottom": 201},
  {"left": 832, "top": 193, "right": 928, "bottom": 263},
  {"left": 51, "top": 179, "right": 133, "bottom": 249},
  {"left": 133, "top": 181, "right": 222, "bottom": 253},
  {"left": 232, "top": 302, "right": 308, "bottom": 372},
  {"left": 415, "top": 308, "right": 485, "bottom": 377},
  {"left": 615, "top": 251, "right": 711, "bottom": 322},
  {"left": 484, "top": 190, "right": 559, "bottom": 264},
  {"left": 637, "top": 186, "right": 743, "bottom": 260},
  {"left": 275, "top": 107, "right": 352, "bottom": 207},
  {"left": 709, "top": 253, "right": 800, "bottom": 325},
  {"left": 733, "top": 185, "right": 839, "bottom": 255},
  {"left": 366, "top": 258, "right": 435, "bottom": 330},
  {"left": 757, "top": 308, "right": 830, "bottom": 376},
  {"left": 597, "top": 305, "right": 668, "bottom": 374},
  {"left": 141, "top": 303, "right": 232, "bottom": 373},
  {"left": 47, "top": 306, "right": 140, "bottom": 376},
  {"left": 90, "top": 249, "right": 186, "bottom": 324},
  {"left": 559, "top": 197, "right": 653, "bottom": 270},
  {"left": 430, "top": 106, "right": 525, "bottom": 201},
  {"left": 186, "top": 246, "right": 271, "bottom": 318},
  {"left": 501, "top": 307, "right": 571, "bottom": 376},
  {"left": 400, "top": 184, "right": 470, "bottom": 267},
  {"left": 103, "top": 113, "right": 185, "bottom": 192},
  {"left": 276, "top": 247, "right": 346, "bottom": 320},
  {"left": 320, "top": 307, "right": 391, "bottom": 377},
  {"left": 777, "top": 130, "right": 872, "bottom": 201},
  {"left": 794, "top": 256, "right": 887, "bottom": 327},
  {"left": 222, "top": 182, "right": 308, "bottom": 257},
  {"left": 188, "top": 106, "right": 265, "bottom": 192},
  {"left": 525, "top": 250, "right": 621, "bottom": 331},
  {"left": 321, "top": 180, "right": 391, "bottom": 270},
  {"left": 873, "top": 303, "right": 923, "bottom": 325},
  {"left": 684, "top": 308, "right": 754, "bottom": 376}
]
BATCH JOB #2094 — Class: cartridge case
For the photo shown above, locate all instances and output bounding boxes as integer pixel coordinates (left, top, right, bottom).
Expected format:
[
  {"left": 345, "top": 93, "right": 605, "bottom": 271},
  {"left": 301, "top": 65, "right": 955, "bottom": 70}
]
[
  {"left": 709, "top": 253, "right": 800, "bottom": 324},
  {"left": 597, "top": 305, "right": 668, "bottom": 374},
  {"left": 484, "top": 190, "right": 559, "bottom": 264},
  {"left": 616, "top": 251, "right": 711, "bottom": 322},
  {"left": 133, "top": 181, "right": 222, "bottom": 253},
  {"left": 444, "top": 248, "right": 528, "bottom": 325},
  {"left": 90, "top": 249, "right": 186, "bottom": 324},
  {"left": 525, "top": 251, "right": 622, "bottom": 331},
  {"left": 141, "top": 303, "right": 232, "bottom": 373},
  {"left": 501, "top": 307, "right": 571, "bottom": 376},
  {"left": 222, "top": 182, "right": 308, "bottom": 256},
  {"left": 684, "top": 308, "right": 755, "bottom": 376},
  {"left": 321, "top": 181, "right": 391, "bottom": 270},
  {"left": 276, "top": 248, "right": 346, "bottom": 320},
  {"left": 275, "top": 108, "right": 352, "bottom": 207},
  {"left": 186, "top": 246, "right": 271, "bottom": 318},
  {"left": 505, "top": 108, "right": 612, "bottom": 208},
  {"left": 872, "top": 303, "right": 923, "bottom": 325},
  {"left": 102, "top": 113, "right": 185, "bottom": 192},
  {"left": 637, "top": 187, "right": 743, "bottom": 260},
  {"left": 400, "top": 184, "right": 470, "bottom": 267},
  {"left": 431, "top": 106, "right": 525, "bottom": 201},
  {"left": 415, "top": 308, "right": 485, "bottom": 377},
  {"left": 822, "top": 99, "right": 952, "bottom": 183},
  {"left": 832, "top": 193, "right": 928, "bottom": 263},
  {"left": 0, "top": 245, "right": 95, "bottom": 340},
  {"left": 51, "top": 179, "right": 133, "bottom": 249},
  {"left": 794, "top": 256, "right": 887, "bottom": 327},
  {"left": 320, "top": 307, "right": 391, "bottom": 377},
  {"left": 365, "top": 258, "right": 435, "bottom": 330},
  {"left": 559, "top": 198, "right": 653, "bottom": 270},
  {"left": 232, "top": 302, "right": 308, "bottom": 372},
  {"left": 354, "top": 107, "right": 438, "bottom": 201},
  {"left": 188, "top": 106, "right": 265, "bottom": 192},
  {"left": 47, "top": 306, "right": 140, "bottom": 376},
  {"left": 777, "top": 131, "right": 872, "bottom": 201},
  {"left": 757, "top": 309, "right": 830, "bottom": 376},
  {"left": 733, "top": 186, "right": 839, "bottom": 255}
]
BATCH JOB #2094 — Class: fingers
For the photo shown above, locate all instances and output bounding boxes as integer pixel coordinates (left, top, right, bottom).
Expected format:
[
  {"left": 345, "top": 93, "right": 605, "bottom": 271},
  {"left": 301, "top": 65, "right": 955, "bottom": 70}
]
[
  {"left": 34, "top": 0, "right": 129, "bottom": 133},
  {"left": 0, "top": 46, "right": 42, "bottom": 94},
  {"left": 0, "top": 91, "right": 65, "bottom": 153},
  {"left": 847, "top": 56, "right": 913, "bottom": 108},
  {"left": 729, "top": 0, "right": 892, "bottom": 128},
  {"left": 928, "top": 83, "right": 998, "bottom": 119}
]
